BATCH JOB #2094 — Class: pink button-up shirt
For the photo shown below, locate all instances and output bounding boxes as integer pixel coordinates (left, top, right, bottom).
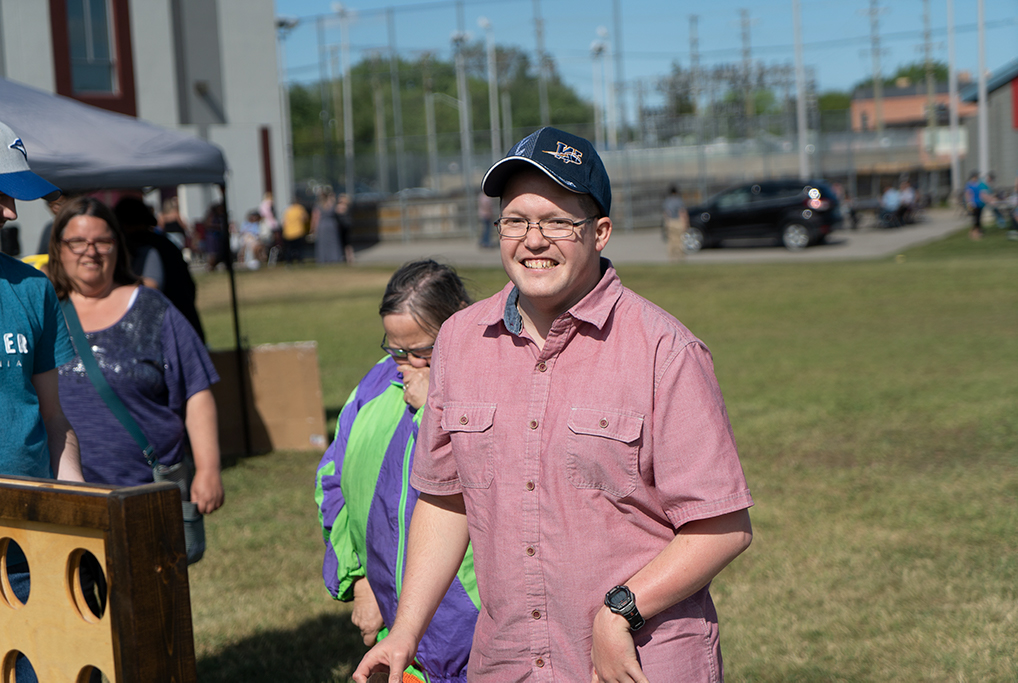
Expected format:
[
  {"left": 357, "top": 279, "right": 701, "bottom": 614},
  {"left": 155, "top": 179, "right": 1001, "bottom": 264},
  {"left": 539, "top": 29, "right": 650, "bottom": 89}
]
[{"left": 412, "top": 262, "right": 753, "bottom": 681}]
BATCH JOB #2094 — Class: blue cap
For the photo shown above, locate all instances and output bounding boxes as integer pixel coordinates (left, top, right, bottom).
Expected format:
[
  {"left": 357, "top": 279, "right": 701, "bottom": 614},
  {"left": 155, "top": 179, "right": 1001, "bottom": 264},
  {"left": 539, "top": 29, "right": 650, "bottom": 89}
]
[
  {"left": 0, "top": 120, "right": 60, "bottom": 201},
  {"left": 482, "top": 127, "right": 611, "bottom": 216}
]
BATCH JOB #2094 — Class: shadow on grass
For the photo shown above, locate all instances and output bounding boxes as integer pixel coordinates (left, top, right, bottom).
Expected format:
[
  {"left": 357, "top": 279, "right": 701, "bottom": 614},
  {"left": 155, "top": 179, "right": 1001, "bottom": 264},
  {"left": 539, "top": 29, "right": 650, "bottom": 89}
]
[{"left": 197, "top": 613, "right": 367, "bottom": 683}]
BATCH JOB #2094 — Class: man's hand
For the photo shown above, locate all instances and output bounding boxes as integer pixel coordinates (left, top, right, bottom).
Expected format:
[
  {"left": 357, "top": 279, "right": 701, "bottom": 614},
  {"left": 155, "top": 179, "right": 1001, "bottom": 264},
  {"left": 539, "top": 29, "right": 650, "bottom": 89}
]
[
  {"left": 400, "top": 366, "right": 430, "bottom": 412},
  {"left": 351, "top": 627, "right": 420, "bottom": 683},
  {"left": 352, "top": 577, "right": 385, "bottom": 646},
  {"left": 590, "top": 606, "right": 649, "bottom": 683}
]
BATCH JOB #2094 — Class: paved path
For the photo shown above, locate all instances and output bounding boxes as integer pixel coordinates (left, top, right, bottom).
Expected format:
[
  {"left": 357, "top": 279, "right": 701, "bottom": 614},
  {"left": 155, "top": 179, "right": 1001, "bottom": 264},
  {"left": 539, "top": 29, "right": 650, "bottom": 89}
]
[{"left": 351, "top": 208, "right": 966, "bottom": 268}]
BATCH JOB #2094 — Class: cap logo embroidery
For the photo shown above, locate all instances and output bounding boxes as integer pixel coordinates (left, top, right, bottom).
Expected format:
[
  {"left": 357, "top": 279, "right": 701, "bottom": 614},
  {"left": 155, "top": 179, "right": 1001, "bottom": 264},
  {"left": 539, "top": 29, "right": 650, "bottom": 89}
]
[
  {"left": 543, "top": 141, "right": 583, "bottom": 165},
  {"left": 9, "top": 138, "right": 27, "bottom": 161}
]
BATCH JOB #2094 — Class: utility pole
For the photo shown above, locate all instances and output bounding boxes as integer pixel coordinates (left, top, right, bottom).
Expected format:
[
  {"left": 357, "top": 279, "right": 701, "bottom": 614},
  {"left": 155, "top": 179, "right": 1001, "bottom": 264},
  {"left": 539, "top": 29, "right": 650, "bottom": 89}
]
[
  {"left": 501, "top": 91, "right": 513, "bottom": 150},
  {"left": 690, "top": 15, "right": 707, "bottom": 200},
  {"left": 336, "top": 5, "right": 355, "bottom": 196},
  {"left": 452, "top": 18, "right": 475, "bottom": 236},
  {"left": 866, "top": 0, "right": 885, "bottom": 135},
  {"left": 479, "top": 17, "right": 501, "bottom": 163},
  {"left": 387, "top": 9, "right": 406, "bottom": 194},
  {"left": 275, "top": 18, "right": 298, "bottom": 206},
  {"left": 612, "top": 0, "right": 633, "bottom": 231},
  {"left": 793, "top": 0, "right": 809, "bottom": 180},
  {"left": 946, "top": 0, "right": 961, "bottom": 194},
  {"left": 422, "top": 54, "right": 439, "bottom": 193},
  {"left": 740, "top": 9, "right": 754, "bottom": 125},
  {"left": 976, "top": 0, "right": 988, "bottom": 176},
  {"left": 533, "top": 0, "right": 550, "bottom": 126},
  {"left": 590, "top": 39, "right": 605, "bottom": 149},
  {"left": 599, "top": 27, "right": 618, "bottom": 150},
  {"left": 316, "top": 16, "right": 335, "bottom": 185},
  {"left": 370, "top": 54, "right": 389, "bottom": 194}
]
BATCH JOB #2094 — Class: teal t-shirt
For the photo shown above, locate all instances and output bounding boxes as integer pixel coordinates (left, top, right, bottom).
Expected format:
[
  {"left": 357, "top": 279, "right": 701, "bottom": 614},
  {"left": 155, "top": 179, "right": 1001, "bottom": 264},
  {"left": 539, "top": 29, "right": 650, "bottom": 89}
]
[{"left": 0, "top": 253, "right": 74, "bottom": 478}]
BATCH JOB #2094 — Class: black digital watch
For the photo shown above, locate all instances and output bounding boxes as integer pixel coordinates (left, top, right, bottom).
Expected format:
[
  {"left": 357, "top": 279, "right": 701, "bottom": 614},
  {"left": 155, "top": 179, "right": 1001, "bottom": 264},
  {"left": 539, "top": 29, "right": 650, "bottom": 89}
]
[{"left": 604, "top": 585, "right": 645, "bottom": 631}]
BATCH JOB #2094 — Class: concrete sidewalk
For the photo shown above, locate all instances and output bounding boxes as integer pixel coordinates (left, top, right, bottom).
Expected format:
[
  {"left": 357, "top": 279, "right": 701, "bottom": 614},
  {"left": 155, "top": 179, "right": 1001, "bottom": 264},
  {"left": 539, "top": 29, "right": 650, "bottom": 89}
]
[{"left": 350, "top": 208, "right": 966, "bottom": 268}]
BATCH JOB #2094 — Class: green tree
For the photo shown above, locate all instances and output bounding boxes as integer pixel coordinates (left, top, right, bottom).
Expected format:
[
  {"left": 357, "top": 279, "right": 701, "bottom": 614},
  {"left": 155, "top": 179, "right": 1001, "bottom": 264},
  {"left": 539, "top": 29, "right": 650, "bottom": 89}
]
[
  {"left": 854, "top": 60, "right": 949, "bottom": 90},
  {"left": 288, "top": 43, "right": 592, "bottom": 187}
]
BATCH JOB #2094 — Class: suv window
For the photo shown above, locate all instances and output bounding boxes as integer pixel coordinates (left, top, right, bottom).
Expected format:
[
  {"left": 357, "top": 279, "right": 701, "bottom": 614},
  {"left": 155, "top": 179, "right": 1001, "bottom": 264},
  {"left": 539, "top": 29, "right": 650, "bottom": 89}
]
[
  {"left": 716, "top": 188, "right": 752, "bottom": 208},
  {"left": 762, "top": 182, "right": 807, "bottom": 200}
]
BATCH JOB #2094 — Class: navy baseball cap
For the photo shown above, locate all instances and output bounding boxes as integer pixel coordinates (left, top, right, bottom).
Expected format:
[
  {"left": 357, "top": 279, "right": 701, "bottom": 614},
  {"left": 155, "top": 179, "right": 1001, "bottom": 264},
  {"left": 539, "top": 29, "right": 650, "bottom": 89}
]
[
  {"left": 482, "top": 127, "right": 611, "bottom": 216},
  {"left": 0, "top": 120, "right": 60, "bottom": 201}
]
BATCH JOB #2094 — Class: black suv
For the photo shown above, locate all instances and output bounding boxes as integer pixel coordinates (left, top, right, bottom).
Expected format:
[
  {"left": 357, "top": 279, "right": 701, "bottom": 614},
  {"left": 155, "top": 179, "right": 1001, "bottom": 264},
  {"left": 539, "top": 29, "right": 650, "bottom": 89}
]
[{"left": 683, "top": 179, "right": 843, "bottom": 252}]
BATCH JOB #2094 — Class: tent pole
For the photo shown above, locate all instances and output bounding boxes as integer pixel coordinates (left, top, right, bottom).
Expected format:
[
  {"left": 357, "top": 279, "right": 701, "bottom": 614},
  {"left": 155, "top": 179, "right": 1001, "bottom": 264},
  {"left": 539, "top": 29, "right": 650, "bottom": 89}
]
[{"left": 220, "top": 183, "right": 252, "bottom": 457}]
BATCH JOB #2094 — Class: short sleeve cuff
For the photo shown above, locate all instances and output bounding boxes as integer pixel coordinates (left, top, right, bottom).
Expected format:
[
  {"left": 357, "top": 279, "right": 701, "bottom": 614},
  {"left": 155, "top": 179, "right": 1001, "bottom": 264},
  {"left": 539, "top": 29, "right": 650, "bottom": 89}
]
[
  {"left": 664, "top": 489, "right": 754, "bottom": 529},
  {"left": 409, "top": 471, "right": 463, "bottom": 496}
]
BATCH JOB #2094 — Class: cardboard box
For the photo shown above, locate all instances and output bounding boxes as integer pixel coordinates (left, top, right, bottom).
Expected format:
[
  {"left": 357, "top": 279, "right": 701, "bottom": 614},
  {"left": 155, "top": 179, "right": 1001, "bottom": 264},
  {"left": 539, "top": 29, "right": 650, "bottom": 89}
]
[{"left": 209, "top": 342, "right": 327, "bottom": 458}]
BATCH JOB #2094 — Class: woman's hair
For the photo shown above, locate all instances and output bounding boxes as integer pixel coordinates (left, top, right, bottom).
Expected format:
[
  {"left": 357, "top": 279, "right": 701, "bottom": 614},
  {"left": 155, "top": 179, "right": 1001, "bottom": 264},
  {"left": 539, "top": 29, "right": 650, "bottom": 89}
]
[
  {"left": 48, "top": 197, "right": 140, "bottom": 299},
  {"left": 379, "top": 260, "right": 472, "bottom": 335}
]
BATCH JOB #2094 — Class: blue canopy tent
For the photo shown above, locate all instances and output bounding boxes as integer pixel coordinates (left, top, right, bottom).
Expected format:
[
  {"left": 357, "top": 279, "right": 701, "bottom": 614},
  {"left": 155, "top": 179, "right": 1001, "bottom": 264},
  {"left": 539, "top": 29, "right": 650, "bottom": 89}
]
[{"left": 0, "top": 77, "right": 251, "bottom": 453}]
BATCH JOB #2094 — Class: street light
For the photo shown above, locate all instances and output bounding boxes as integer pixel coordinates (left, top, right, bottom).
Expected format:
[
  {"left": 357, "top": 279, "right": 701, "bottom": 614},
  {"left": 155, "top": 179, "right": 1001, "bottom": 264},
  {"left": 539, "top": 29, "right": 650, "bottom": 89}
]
[
  {"left": 333, "top": 3, "right": 356, "bottom": 196},
  {"left": 590, "top": 40, "right": 606, "bottom": 149},
  {"left": 478, "top": 17, "right": 501, "bottom": 163}
]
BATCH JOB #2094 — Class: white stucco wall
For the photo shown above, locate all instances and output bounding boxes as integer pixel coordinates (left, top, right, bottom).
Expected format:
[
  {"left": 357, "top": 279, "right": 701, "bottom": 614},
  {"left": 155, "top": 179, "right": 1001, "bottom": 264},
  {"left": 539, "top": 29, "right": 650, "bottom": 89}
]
[
  {"left": 214, "top": 0, "right": 290, "bottom": 219},
  {"left": 129, "top": 0, "right": 179, "bottom": 128}
]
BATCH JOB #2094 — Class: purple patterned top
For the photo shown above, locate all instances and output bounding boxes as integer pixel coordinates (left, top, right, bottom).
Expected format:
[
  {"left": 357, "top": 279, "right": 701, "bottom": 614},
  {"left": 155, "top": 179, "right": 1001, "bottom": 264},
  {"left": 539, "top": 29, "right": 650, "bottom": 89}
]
[{"left": 58, "top": 286, "right": 219, "bottom": 487}]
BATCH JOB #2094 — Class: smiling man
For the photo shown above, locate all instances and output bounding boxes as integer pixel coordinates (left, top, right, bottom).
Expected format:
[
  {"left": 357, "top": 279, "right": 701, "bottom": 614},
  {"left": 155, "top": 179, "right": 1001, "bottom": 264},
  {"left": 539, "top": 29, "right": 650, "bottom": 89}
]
[{"left": 354, "top": 128, "right": 753, "bottom": 683}]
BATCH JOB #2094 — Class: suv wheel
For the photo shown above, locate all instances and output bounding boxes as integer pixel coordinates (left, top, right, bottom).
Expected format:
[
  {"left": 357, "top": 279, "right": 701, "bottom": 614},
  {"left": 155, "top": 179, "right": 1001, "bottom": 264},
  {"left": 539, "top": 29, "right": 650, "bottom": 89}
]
[
  {"left": 682, "top": 227, "right": 705, "bottom": 253},
  {"left": 782, "top": 223, "right": 811, "bottom": 251}
]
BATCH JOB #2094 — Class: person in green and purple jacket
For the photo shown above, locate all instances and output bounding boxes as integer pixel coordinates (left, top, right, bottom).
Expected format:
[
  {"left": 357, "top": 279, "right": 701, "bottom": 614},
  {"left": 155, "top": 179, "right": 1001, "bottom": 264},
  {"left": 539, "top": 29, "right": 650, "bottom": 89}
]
[{"left": 316, "top": 260, "right": 478, "bottom": 682}]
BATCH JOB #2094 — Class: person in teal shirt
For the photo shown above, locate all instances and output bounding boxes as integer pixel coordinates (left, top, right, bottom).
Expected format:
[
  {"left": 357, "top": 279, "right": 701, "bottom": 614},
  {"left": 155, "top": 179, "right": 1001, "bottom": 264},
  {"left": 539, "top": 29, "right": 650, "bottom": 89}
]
[{"left": 0, "top": 118, "right": 83, "bottom": 683}]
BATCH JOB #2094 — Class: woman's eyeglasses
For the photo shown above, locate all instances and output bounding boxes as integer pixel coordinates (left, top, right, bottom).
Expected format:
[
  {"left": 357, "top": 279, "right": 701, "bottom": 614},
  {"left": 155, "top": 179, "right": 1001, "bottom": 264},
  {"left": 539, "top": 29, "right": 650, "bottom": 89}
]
[
  {"left": 62, "top": 237, "right": 116, "bottom": 255},
  {"left": 381, "top": 334, "right": 434, "bottom": 361}
]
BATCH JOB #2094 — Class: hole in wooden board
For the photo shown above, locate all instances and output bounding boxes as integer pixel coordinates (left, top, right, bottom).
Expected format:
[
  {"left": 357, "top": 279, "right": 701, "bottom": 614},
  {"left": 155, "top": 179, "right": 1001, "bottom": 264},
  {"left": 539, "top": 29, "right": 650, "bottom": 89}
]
[
  {"left": 76, "top": 665, "right": 108, "bottom": 683},
  {"left": 0, "top": 539, "right": 31, "bottom": 609},
  {"left": 1, "top": 649, "right": 36, "bottom": 683},
  {"left": 67, "top": 549, "right": 107, "bottom": 622}
]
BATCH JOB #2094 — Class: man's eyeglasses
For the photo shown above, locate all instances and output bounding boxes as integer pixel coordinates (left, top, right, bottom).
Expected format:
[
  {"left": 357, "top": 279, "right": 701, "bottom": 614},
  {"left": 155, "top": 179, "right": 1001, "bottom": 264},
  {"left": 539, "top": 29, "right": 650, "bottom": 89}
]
[
  {"left": 381, "top": 334, "right": 434, "bottom": 361},
  {"left": 494, "top": 216, "right": 594, "bottom": 240},
  {"left": 62, "top": 237, "right": 116, "bottom": 255}
]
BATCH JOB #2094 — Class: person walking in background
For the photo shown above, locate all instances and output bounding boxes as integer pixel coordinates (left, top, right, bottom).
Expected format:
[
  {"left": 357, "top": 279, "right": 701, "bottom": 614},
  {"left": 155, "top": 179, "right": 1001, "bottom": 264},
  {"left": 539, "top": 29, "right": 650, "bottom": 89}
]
[
  {"left": 964, "top": 171, "right": 991, "bottom": 240},
  {"left": 158, "top": 196, "right": 189, "bottom": 251},
  {"left": 354, "top": 127, "right": 753, "bottom": 683},
  {"left": 316, "top": 260, "right": 479, "bottom": 682},
  {"left": 114, "top": 196, "right": 205, "bottom": 342},
  {"left": 48, "top": 197, "right": 223, "bottom": 513},
  {"left": 477, "top": 191, "right": 495, "bottom": 248},
  {"left": 663, "top": 184, "right": 689, "bottom": 260},
  {"left": 336, "top": 193, "right": 355, "bottom": 264},
  {"left": 282, "top": 197, "right": 309, "bottom": 265},
  {"left": 311, "top": 187, "right": 342, "bottom": 264},
  {"left": 0, "top": 118, "right": 83, "bottom": 683}
]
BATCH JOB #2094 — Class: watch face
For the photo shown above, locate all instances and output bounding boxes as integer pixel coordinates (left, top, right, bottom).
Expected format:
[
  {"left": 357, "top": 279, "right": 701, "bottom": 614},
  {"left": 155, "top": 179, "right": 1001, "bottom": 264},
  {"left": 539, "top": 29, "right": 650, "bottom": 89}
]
[{"left": 606, "top": 587, "right": 632, "bottom": 610}]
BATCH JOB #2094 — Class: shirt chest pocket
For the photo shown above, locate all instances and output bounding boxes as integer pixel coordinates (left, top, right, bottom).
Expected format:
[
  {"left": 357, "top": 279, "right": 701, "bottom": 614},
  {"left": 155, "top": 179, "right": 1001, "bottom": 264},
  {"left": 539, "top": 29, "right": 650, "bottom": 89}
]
[
  {"left": 441, "top": 402, "right": 496, "bottom": 489},
  {"left": 566, "top": 407, "right": 643, "bottom": 498}
]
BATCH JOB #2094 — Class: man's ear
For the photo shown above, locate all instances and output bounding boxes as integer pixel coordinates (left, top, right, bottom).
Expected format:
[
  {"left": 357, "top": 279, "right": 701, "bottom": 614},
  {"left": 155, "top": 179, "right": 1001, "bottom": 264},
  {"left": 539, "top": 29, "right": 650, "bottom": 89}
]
[{"left": 594, "top": 216, "right": 612, "bottom": 252}]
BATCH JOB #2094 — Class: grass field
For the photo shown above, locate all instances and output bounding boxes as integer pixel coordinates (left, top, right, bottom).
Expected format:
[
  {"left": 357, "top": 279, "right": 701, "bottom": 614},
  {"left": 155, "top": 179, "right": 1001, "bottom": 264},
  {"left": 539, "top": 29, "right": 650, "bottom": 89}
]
[{"left": 191, "top": 225, "right": 1017, "bottom": 682}]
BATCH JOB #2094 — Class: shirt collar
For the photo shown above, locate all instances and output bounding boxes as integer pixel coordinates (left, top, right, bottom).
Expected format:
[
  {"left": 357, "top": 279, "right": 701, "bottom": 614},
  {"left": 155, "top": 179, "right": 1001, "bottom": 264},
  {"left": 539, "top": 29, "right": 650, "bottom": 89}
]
[{"left": 479, "top": 258, "right": 624, "bottom": 335}]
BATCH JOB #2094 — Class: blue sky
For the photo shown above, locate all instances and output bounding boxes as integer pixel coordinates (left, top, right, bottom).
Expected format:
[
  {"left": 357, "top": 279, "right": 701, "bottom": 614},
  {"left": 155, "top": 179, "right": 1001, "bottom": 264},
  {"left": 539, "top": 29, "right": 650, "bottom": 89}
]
[{"left": 274, "top": 0, "right": 1017, "bottom": 112}]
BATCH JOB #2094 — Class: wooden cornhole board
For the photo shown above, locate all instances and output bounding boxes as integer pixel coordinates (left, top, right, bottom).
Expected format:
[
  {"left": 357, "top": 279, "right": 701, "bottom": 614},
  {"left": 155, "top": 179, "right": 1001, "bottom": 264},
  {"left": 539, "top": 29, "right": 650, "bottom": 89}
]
[
  {"left": 0, "top": 476, "right": 195, "bottom": 682},
  {"left": 209, "top": 341, "right": 328, "bottom": 458}
]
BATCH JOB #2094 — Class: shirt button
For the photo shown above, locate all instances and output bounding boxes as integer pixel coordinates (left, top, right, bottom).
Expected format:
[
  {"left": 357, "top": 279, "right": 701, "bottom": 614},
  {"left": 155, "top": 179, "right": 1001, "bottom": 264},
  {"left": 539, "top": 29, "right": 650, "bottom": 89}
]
[
  {"left": 525, "top": 481, "right": 535, "bottom": 491},
  {"left": 460, "top": 415, "right": 469, "bottom": 425},
  {"left": 526, "top": 546, "right": 535, "bottom": 556},
  {"left": 537, "top": 362, "right": 547, "bottom": 372},
  {"left": 535, "top": 658, "right": 545, "bottom": 668},
  {"left": 529, "top": 419, "right": 538, "bottom": 430},
  {"left": 532, "top": 610, "right": 541, "bottom": 620},
  {"left": 599, "top": 418, "right": 609, "bottom": 428}
]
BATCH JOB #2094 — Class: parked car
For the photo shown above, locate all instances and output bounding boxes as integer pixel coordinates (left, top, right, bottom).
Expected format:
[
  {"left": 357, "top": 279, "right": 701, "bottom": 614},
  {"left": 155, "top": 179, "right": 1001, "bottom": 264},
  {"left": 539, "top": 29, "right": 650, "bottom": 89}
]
[{"left": 682, "top": 179, "right": 844, "bottom": 252}]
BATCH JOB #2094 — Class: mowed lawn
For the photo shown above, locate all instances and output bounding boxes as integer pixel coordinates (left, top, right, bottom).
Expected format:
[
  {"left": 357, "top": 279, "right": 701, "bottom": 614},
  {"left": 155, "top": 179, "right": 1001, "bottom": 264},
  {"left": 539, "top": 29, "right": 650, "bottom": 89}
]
[{"left": 191, "top": 227, "right": 1017, "bottom": 682}]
